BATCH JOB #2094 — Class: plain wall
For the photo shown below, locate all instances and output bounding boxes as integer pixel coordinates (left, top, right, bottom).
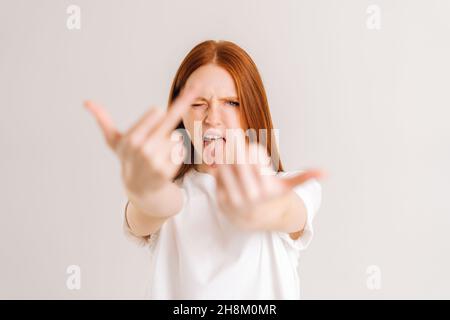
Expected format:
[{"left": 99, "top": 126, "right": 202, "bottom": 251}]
[{"left": 0, "top": 0, "right": 449, "bottom": 299}]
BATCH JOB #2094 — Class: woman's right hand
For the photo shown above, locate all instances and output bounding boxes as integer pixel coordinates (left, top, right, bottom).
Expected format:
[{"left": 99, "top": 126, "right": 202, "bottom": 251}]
[{"left": 84, "top": 87, "right": 197, "bottom": 213}]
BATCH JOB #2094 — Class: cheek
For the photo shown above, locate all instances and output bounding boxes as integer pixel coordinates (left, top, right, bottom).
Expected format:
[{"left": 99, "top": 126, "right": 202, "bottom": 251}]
[
  {"left": 182, "top": 111, "right": 201, "bottom": 131},
  {"left": 188, "top": 109, "right": 206, "bottom": 122},
  {"left": 225, "top": 108, "right": 248, "bottom": 130}
]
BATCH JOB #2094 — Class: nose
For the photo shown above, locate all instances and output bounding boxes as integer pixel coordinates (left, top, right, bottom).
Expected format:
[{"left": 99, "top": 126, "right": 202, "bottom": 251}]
[{"left": 204, "top": 102, "right": 222, "bottom": 127}]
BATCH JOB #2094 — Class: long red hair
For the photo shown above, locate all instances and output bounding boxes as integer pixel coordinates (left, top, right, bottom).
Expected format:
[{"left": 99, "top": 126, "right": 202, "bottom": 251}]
[{"left": 168, "top": 40, "right": 284, "bottom": 181}]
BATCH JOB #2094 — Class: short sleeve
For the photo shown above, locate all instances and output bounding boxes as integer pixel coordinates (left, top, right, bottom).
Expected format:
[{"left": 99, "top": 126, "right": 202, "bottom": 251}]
[
  {"left": 122, "top": 200, "right": 159, "bottom": 249},
  {"left": 122, "top": 186, "right": 188, "bottom": 249},
  {"left": 276, "top": 170, "right": 322, "bottom": 251}
]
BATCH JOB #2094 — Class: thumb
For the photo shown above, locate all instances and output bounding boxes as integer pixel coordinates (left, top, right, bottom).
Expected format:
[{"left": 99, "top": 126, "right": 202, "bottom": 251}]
[
  {"left": 282, "top": 169, "right": 324, "bottom": 190},
  {"left": 84, "top": 100, "right": 122, "bottom": 150}
]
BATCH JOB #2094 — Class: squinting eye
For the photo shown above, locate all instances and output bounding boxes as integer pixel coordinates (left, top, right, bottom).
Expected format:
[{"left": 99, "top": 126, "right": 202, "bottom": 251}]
[
  {"left": 191, "top": 103, "right": 206, "bottom": 107},
  {"left": 226, "top": 100, "right": 240, "bottom": 107}
]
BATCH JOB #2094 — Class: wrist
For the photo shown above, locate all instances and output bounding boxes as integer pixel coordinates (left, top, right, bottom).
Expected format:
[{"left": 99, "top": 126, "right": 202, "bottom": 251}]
[
  {"left": 245, "top": 192, "right": 295, "bottom": 231},
  {"left": 126, "top": 182, "right": 182, "bottom": 218}
]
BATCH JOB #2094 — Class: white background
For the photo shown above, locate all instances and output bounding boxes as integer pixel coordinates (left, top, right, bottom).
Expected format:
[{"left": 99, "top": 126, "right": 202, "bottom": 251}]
[{"left": 0, "top": 0, "right": 449, "bottom": 299}]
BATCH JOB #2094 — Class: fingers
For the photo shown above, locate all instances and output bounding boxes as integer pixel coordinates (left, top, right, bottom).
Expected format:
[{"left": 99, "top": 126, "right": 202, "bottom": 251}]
[
  {"left": 84, "top": 84, "right": 198, "bottom": 152},
  {"left": 84, "top": 100, "right": 122, "bottom": 150},
  {"left": 215, "top": 161, "right": 263, "bottom": 208},
  {"left": 123, "top": 107, "right": 165, "bottom": 146},
  {"left": 160, "top": 139, "right": 186, "bottom": 177},
  {"left": 169, "top": 130, "right": 187, "bottom": 166},
  {"left": 215, "top": 142, "right": 271, "bottom": 205},
  {"left": 233, "top": 164, "right": 260, "bottom": 201},
  {"left": 217, "top": 164, "right": 244, "bottom": 205},
  {"left": 154, "top": 86, "right": 199, "bottom": 137},
  {"left": 282, "top": 169, "right": 324, "bottom": 189},
  {"left": 117, "top": 108, "right": 165, "bottom": 159}
]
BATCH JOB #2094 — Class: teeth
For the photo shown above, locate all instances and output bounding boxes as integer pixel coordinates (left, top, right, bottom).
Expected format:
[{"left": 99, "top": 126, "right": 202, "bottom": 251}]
[{"left": 203, "top": 135, "right": 223, "bottom": 142}]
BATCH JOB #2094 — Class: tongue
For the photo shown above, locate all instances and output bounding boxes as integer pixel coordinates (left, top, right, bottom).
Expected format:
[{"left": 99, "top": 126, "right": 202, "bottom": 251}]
[{"left": 204, "top": 138, "right": 225, "bottom": 165}]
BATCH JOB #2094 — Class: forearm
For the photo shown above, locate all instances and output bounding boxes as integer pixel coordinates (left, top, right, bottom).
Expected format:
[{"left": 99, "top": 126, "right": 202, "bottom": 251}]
[
  {"left": 276, "top": 191, "right": 308, "bottom": 236},
  {"left": 126, "top": 182, "right": 184, "bottom": 236}
]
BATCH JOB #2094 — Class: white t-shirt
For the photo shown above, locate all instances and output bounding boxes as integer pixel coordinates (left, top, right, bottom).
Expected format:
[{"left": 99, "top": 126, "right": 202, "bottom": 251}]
[{"left": 123, "top": 169, "right": 321, "bottom": 299}]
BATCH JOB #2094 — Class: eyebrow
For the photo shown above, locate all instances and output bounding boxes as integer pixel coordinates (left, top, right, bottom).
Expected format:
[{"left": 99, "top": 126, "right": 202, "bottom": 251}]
[
  {"left": 194, "top": 96, "right": 239, "bottom": 101},
  {"left": 220, "top": 96, "right": 239, "bottom": 101}
]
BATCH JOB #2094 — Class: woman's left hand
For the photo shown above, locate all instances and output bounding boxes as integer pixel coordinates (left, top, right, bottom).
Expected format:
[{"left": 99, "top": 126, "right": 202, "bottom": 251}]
[{"left": 213, "top": 143, "right": 323, "bottom": 231}]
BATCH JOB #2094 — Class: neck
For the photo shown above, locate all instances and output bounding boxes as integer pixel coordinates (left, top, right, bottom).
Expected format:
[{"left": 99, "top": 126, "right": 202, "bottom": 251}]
[{"left": 194, "top": 163, "right": 218, "bottom": 175}]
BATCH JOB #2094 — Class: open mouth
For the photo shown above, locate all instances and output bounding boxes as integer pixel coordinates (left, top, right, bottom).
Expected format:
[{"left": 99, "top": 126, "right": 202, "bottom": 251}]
[
  {"left": 203, "top": 135, "right": 225, "bottom": 144},
  {"left": 202, "top": 130, "right": 226, "bottom": 147},
  {"left": 202, "top": 132, "right": 226, "bottom": 165}
]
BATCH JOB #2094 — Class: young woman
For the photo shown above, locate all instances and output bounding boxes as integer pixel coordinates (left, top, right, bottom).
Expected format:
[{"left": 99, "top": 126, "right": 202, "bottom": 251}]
[{"left": 85, "top": 40, "right": 323, "bottom": 299}]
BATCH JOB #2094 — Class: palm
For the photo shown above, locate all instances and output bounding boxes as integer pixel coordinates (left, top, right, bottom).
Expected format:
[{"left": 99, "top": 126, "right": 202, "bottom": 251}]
[{"left": 212, "top": 143, "right": 322, "bottom": 229}]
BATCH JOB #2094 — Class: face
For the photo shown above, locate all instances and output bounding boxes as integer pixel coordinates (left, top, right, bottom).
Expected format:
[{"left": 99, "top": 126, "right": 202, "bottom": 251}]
[{"left": 181, "top": 63, "right": 249, "bottom": 172}]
